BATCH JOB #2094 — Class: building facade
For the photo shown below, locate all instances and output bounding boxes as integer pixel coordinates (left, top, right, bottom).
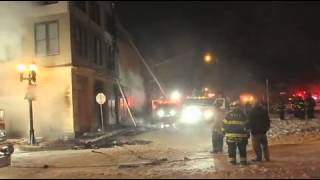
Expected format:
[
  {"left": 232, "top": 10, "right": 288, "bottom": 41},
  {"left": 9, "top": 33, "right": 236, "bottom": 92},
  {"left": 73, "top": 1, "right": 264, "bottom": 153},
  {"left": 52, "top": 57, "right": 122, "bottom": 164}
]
[{"left": 0, "top": 1, "right": 147, "bottom": 139}]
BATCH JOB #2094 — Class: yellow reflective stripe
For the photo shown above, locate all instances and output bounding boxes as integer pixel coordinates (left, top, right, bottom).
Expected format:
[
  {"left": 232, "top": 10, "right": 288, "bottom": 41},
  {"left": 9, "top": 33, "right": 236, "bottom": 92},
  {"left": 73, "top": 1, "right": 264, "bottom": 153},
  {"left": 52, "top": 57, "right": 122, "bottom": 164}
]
[
  {"left": 223, "top": 120, "right": 247, "bottom": 125},
  {"left": 225, "top": 133, "right": 249, "bottom": 138}
]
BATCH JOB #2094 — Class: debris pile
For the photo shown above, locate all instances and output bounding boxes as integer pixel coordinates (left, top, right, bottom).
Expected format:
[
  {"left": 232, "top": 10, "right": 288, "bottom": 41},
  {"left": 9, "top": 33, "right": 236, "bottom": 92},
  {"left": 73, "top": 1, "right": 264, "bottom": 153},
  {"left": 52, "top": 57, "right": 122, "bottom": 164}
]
[{"left": 268, "top": 118, "right": 320, "bottom": 140}]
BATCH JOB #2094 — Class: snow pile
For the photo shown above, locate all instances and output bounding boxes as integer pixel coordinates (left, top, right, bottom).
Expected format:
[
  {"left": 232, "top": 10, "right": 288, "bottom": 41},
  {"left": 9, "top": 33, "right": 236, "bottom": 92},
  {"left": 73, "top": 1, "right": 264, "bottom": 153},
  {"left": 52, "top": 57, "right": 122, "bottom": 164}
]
[{"left": 268, "top": 118, "right": 320, "bottom": 139}]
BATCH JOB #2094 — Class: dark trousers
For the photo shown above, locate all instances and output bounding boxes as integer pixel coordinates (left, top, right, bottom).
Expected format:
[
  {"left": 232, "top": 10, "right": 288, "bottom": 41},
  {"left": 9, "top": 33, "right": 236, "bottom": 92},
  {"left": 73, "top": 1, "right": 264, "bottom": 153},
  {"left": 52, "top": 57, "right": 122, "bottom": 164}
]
[
  {"left": 212, "top": 131, "right": 224, "bottom": 153},
  {"left": 299, "top": 109, "right": 305, "bottom": 120},
  {"left": 307, "top": 108, "right": 315, "bottom": 119},
  {"left": 279, "top": 109, "right": 285, "bottom": 120},
  {"left": 294, "top": 109, "right": 299, "bottom": 118},
  {"left": 227, "top": 140, "right": 247, "bottom": 164},
  {"left": 252, "top": 134, "right": 270, "bottom": 161}
]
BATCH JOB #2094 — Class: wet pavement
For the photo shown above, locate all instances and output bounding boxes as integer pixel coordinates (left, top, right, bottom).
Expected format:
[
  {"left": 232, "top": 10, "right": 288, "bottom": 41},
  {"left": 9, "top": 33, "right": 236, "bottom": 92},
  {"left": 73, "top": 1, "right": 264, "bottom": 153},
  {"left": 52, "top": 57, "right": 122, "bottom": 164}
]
[{"left": 0, "top": 118, "right": 320, "bottom": 178}]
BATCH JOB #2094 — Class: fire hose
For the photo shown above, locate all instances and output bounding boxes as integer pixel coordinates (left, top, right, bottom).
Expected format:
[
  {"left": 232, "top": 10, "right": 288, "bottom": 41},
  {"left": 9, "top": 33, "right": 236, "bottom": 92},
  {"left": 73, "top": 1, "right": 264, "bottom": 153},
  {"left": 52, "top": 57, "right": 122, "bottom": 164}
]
[{"left": 10, "top": 150, "right": 215, "bottom": 169}]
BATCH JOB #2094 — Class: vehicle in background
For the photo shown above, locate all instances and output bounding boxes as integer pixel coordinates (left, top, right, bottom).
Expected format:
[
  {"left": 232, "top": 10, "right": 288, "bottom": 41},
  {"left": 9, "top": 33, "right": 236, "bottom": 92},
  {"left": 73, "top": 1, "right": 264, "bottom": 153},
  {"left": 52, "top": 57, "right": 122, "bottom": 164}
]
[
  {"left": 152, "top": 97, "right": 182, "bottom": 128},
  {"left": 239, "top": 93, "right": 256, "bottom": 114},
  {"left": 275, "top": 90, "right": 320, "bottom": 114},
  {"left": 153, "top": 102, "right": 180, "bottom": 128},
  {"left": 178, "top": 96, "right": 216, "bottom": 125},
  {"left": 240, "top": 94, "right": 256, "bottom": 105},
  {"left": 0, "top": 110, "right": 14, "bottom": 160},
  {"left": 312, "top": 93, "right": 320, "bottom": 104}
]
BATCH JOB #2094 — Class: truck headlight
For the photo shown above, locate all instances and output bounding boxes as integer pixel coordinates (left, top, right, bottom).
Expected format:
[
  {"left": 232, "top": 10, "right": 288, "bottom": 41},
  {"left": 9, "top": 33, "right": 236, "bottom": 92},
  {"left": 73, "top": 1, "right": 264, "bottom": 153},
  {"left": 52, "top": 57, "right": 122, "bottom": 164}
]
[
  {"left": 157, "top": 109, "right": 165, "bottom": 117},
  {"left": 204, "top": 110, "right": 214, "bottom": 119},
  {"left": 180, "top": 106, "right": 201, "bottom": 124},
  {"left": 170, "top": 110, "right": 176, "bottom": 116}
]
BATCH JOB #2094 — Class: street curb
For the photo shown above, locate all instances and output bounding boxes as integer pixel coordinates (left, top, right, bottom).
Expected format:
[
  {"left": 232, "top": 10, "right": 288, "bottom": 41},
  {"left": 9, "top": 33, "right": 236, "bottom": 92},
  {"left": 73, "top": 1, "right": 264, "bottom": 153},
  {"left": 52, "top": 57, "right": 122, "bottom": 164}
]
[
  {"left": 78, "top": 126, "right": 150, "bottom": 148},
  {"left": 16, "top": 145, "right": 46, "bottom": 152},
  {"left": 78, "top": 128, "right": 133, "bottom": 144},
  {"left": 12, "top": 126, "right": 149, "bottom": 152}
]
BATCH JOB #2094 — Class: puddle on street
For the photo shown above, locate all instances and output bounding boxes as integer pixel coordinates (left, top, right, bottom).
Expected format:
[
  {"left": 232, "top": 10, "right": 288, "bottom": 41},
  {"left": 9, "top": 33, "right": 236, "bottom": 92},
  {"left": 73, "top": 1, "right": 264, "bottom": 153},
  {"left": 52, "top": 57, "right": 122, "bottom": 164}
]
[
  {"left": 184, "top": 158, "right": 216, "bottom": 171},
  {"left": 101, "top": 139, "right": 153, "bottom": 148},
  {"left": 168, "top": 151, "right": 229, "bottom": 172}
]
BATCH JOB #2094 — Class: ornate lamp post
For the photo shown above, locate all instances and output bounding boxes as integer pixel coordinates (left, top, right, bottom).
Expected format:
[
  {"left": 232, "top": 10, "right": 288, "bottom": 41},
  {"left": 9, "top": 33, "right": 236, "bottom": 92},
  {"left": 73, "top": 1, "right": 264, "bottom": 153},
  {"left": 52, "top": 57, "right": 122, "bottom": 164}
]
[{"left": 17, "top": 64, "right": 37, "bottom": 145}]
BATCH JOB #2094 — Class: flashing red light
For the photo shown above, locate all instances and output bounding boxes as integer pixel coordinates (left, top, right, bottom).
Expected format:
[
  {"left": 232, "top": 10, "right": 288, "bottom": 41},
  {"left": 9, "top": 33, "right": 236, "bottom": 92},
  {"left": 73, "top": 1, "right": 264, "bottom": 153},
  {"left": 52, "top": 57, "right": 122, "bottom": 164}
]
[
  {"left": 240, "top": 94, "right": 255, "bottom": 103},
  {"left": 152, "top": 105, "right": 157, "bottom": 110},
  {"left": 120, "top": 96, "right": 135, "bottom": 108},
  {"left": 152, "top": 97, "right": 181, "bottom": 111}
]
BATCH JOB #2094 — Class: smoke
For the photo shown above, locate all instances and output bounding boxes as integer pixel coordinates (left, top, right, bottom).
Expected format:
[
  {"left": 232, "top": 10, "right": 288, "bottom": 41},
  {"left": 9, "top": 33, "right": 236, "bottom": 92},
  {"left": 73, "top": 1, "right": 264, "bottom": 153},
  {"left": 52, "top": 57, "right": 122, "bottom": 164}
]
[
  {"left": 33, "top": 67, "right": 73, "bottom": 139},
  {"left": 0, "top": 1, "right": 33, "bottom": 61},
  {"left": 128, "top": 71, "right": 146, "bottom": 111},
  {"left": 117, "top": 26, "right": 149, "bottom": 117},
  {"left": 0, "top": 2, "right": 73, "bottom": 139},
  {"left": 0, "top": 2, "right": 34, "bottom": 137},
  {"left": 119, "top": 66, "right": 146, "bottom": 113},
  {"left": 0, "top": 67, "right": 71, "bottom": 139},
  {"left": 0, "top": 62, "right": 73, "bottom": 139},
  {"left": 0, "top": 62, "right": 29, "bottom": 137}
]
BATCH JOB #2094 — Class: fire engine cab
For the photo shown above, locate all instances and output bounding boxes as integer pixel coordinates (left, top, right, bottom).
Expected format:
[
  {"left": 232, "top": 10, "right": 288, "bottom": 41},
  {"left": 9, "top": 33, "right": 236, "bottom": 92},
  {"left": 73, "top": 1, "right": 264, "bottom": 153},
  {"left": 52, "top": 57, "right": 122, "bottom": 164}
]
[
  {"left": 151, "top": 97, "right": 182, "bottom": 128},
  {"left": 178, "top": 95, "right": 226, "bottom": 125}
]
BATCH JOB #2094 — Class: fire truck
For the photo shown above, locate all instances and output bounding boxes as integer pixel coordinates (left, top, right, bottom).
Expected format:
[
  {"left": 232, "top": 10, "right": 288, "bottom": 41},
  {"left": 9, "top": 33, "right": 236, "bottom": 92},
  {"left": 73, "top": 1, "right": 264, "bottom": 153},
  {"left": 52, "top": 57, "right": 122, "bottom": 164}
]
[
  {"left": 277, "top": 90, "right": 320, "bottom": 113},
  {"left": 291, "top": 90, "right": 320, "bottom": 109},
  {"left": 151, "top": 96, "right": 182, "bottom": 128},
  {"left": 178, "top": 94, "right": 226, "bottom": 126}
]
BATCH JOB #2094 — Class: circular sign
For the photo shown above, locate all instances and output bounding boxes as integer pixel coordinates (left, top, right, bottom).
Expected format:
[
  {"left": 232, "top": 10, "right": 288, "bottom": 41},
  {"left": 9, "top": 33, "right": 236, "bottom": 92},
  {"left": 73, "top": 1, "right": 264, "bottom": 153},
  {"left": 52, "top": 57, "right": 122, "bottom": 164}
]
[{"left": 96, "top": 93, "right": 106, "bottom": 105}]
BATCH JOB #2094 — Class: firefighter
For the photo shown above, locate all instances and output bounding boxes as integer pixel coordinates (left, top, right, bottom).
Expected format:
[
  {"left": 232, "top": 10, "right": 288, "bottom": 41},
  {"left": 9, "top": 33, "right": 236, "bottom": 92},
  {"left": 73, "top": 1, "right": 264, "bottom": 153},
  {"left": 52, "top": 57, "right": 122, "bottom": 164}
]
[
  {"left": 297, "top": 97, "right": 306, "bottom": 120},
  {"left": 222, "top": 101, "right": 250, "bottom": 165},
  {"left": 211, "top": 104, "right": 225, "bottom": 154},
  {"left": 244, "top": 101, "right": 252, "bottom": 116},
  {"left": 305, "top": 93, "right": 316, "bottom": 120},
  {"left": 278, "top": 98, "right": 286, "bottom": 120},
  {"left": 292, "top": 97, "right": 300, "bottom": 118}
]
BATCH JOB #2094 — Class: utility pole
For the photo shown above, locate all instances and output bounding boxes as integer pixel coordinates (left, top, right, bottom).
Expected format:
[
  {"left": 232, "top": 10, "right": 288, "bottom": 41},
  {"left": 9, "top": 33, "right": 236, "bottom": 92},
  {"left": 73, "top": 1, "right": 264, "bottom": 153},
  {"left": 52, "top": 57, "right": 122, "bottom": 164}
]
[{"left": 266, "top": 78, "right": 270, "bottom": 115}]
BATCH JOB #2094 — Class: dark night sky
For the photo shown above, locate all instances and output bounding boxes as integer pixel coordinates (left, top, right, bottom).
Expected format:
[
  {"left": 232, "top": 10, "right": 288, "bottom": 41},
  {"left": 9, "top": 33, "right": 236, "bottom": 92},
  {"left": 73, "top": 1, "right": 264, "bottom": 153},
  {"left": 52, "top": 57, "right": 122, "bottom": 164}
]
[{"left": 116, "top": 1, "right": 320, "bottom": 94}]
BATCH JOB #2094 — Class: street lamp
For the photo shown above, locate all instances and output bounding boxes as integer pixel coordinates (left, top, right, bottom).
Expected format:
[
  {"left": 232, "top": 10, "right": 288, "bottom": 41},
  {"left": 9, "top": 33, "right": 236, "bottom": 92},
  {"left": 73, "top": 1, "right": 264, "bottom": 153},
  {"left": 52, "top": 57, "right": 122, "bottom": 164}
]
[
  {"left": 204, "top": 54, "right": 212, "bottom": 64},
  {"left": 17, "top": 63, "right": 37, "bottom": 145},
  {"left": 204, "top": 52, "right": 219, "bottom": 64},
  {"left": 18, "top": 64, "right": 37, "bottom": 85}
]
